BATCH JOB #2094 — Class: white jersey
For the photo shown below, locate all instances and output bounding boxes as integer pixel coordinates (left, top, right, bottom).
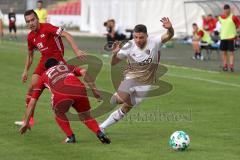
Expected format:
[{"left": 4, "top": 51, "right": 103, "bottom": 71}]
[{"left": 117, "top": 37, "right": 162, "bottom": 84}]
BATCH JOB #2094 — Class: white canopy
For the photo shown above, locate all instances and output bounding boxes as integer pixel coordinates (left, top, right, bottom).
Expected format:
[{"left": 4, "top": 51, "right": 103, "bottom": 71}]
[{"left": 80, "top": 0, "right": 205, "bottom": 36}]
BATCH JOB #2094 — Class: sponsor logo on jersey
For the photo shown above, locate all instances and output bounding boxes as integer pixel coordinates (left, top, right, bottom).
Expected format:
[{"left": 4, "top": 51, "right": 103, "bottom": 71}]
[
  {"left": 37, "top": 42, "right": 44, "bottom": 49},
  {"left": 145, "top": 49, "right": 150, "bottom": 55},
  {"left": 40, "top": 34, "right": 45, "bottom": 38}
]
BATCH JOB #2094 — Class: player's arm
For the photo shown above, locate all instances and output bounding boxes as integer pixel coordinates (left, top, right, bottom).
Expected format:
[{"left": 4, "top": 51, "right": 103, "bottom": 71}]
[
  {"left": 83, "top": 70, "right": 102, "bottom": 101},
  {"left": 22, "top": 50, "right": 34, "bottom": 83},
  {"left": 160, "top": 17, "right": 174, "bottom": 44},
  {"left": 19, "top": 98, "right": 37, "bottom": 134},
  {"left": 73, "top": 67, "right": 102, "bottom": 101},
  {"left": 19, "top": 78, "right": 44, "bottom": 134},
  {"left": 61, "top": 31, "right": 86, "bottom": 60},
  {"left": 111, "top": 41, "right": 122, "bottom": 66}
]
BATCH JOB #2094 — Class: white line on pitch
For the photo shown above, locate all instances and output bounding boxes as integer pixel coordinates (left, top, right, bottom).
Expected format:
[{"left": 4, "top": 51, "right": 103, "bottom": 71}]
[{"left": 166, "top": 73, "right": 240, "bottom": 88}]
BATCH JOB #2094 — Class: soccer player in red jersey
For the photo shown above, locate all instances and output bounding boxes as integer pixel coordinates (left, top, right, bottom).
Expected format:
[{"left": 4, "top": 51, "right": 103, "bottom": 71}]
[
  {"left": 15, "top": 10, "right": 86, "bottom": 126},
  {"left": 19, "top": 58, "right": 111, "bottom": 144}
]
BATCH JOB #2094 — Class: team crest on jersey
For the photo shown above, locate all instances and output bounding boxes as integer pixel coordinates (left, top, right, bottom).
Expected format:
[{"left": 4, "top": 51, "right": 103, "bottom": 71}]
[
  {"left": 40, "top": 34, "right": 45, "bottom": 38},
  {"left": 145, "top": 49, "right": 150, "bottom": 55},
  {"left": 37, "top": 42, "right": 43, "bottom": 49}
]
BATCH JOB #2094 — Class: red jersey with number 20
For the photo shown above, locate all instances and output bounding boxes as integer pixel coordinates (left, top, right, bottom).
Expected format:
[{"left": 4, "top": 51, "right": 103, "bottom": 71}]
[
  {"left": 32, "top": 64, "right": 86, "bottom": 102},
  {"left": 27, "top": 23, "right": 64, "bottom": 60}
]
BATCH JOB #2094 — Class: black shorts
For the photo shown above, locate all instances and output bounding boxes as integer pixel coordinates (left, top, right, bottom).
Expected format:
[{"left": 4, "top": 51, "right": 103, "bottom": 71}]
[
  {"left": 9, "top": 25, "right": 17, "bottom": 33},
  {"left": 220, "top": 40, "right": 235, "bottom": 52}
]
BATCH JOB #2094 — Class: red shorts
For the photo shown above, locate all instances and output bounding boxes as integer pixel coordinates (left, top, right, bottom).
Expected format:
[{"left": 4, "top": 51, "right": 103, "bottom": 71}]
[
  {"left": 33, "top": 56, "right": 66, "bottom": 76},
  {"left": 52, "top": 93, "right": 91, "bottom": 114}
]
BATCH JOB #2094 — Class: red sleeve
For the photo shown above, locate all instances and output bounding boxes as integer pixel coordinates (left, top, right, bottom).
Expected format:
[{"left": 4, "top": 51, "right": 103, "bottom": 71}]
[
  {"left": 232, "top": 16, "right": 240, "bottom": 28},
  {"left": 197, "top": 30, "right": 204, "bottom": 38},
  {"left": 44, "top": 23, "right": 64, "bottom": 36},
  {"left": 73, "top": 67, "right": 83, "bottom": 77},
  {"left": 27, "top": 35, "right": 35, "bottom": 52},
  {"left": 67, "top": 65, "right": 83, "bottom": 77},
  {"left": 31, "top": 77, "right": 45, "bottom": 99}
]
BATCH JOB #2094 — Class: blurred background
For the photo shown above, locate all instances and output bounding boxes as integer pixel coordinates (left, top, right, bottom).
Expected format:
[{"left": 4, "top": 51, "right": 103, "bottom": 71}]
[{"left": 0, "top": 0, "right": 239, "bottom": 36}]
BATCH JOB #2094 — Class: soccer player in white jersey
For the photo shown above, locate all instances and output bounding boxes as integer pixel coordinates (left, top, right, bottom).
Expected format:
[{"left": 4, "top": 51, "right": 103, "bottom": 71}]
[{"left": 100, "top": 17, "right": 174, "bottom": 131}]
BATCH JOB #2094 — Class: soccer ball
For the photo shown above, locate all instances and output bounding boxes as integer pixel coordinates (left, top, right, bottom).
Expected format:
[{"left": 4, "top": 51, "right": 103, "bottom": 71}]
[{"left": 169, "top": 131, "right": 190, "bottom": 151}]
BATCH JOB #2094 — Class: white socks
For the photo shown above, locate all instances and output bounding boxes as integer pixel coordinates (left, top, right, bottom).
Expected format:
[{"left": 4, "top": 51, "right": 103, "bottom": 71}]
[{"left": 100, "top": 108, "right": 125, "bottom": 129}]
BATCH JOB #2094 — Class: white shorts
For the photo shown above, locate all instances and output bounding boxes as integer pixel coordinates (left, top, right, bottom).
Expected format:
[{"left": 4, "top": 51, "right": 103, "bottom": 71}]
[{"left": 117, "top": 78, "right": 151, "bottom": 106}]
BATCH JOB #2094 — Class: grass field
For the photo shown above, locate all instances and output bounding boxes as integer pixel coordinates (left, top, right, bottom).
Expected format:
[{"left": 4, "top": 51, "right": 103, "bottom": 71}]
[{"left": 0, "top": 38, "right": 239, "bottom": 160}]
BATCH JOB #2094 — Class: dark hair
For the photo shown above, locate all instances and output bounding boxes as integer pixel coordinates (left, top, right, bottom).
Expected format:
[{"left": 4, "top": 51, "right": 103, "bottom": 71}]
[
  {"left": 45, "top": 58, "right": 59, "bottom": 69},
  {"left": 37, "top": 0, "right": 43, "bottom": 4},
  {"left": 109, "top": 19, "right": 115, "bottom": 24},
  {"left": 134, "top": 24, "right": 147, "bottom": 34},
  {"left": 24, "top": 10, "right": 39, "bottom": 19},
  {"left": 192, "top": 23, "right": 197, "bottom": 26},
  {"left": 103, "top": 21, "right": 107, "bottom": 27},
  {"left": 224, "top": 4, "right": 230, "bottom": 10}
]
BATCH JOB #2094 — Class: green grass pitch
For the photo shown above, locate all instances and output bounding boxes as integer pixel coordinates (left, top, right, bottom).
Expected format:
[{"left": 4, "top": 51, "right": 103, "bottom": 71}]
[{"left": 0, "top": 39, "right": 239, "bottom": 160}]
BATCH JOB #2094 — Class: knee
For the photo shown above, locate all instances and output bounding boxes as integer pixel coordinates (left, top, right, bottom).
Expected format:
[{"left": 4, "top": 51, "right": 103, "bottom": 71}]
[
  {"left": 78, "top": 111, "right": 91, "bottom": 121},
  {"left": 110, "top": 93, "right": 123, "bottom": 104},
  {"left": 121, "top": 105, "right": 132, "bottom": 114},
  {"left": 110, "top": 93, "right": 130, "bottom": 105}
]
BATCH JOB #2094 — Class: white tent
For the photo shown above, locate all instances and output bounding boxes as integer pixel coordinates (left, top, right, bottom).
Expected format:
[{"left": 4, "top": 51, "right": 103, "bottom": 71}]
[{"left": 80, "top": 0, "right": 205, "bottom": 36}]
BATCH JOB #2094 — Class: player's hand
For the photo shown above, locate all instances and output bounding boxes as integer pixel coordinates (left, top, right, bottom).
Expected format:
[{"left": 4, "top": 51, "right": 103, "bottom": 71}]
[
  {"left": 22, "top": 71, "right": 28, "bottom": 83},
  {"left": 75, "top": 50, "right": 87, "bottom": 61},
  {"left": 112, "top": 41, "right": 121, "bottom": 54},
  {"left": 92, "top": 88, "right": 102, "bottom": 102},
  {"left": 160, "top": 17, "right": 172, "bottom": 29},
  {"left": 19, "top": 123, "right": 31, "bottom": 134}
]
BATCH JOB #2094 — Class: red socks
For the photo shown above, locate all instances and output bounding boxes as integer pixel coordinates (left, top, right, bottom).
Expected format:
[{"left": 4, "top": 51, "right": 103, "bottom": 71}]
[
  {"left": 55, "top": 116, "right": 100, "bottom": 137},
  {"left": 83, "top": 118, "right": 100, "bottom": 134},
  {"left": 55, "top": 116, "right": 73, "bottom": 137}
]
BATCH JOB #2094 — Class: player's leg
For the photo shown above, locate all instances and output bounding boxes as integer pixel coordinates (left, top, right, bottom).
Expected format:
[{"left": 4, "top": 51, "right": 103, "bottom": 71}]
[
  {"left": 74, "top": 96, "right": 100, "bottom": 134},
  {"left": 100, "top": 81, "right": 151, "bottom": 131},
  {"left": 100, "top": 91, "right": 132, "bottom": 130},
  {"left": 229, "top": 51, "right": 234, "bottom": 72},
  {"left": 24, "top": 63, "right": 46, "bottom": 125},
  {"left": 13, "top": 25, "right": 17, "bottom": 39},
  {"left": 9, "top": 26, "right": 12, "bottom": 39},
  {"left": 100, "top": 78, "right": 137, "bottom": 130},
  {"left": 220, "top": 40, "right": 228, "bottom": 71},
  {"left": 54, "top": 99, "right": 76, "bottom": 143},
  {"left": 15, "top": 74, "right": 40, "bottom": 126},
  {"left": 26, "top": 74, "right": 40, "bottom": 104},
  {"left": 73, "top": 96, "right": 111, "bottom": 144},
  {"left": 192, "top": 41, "right": 198, "bottom": 59},
  {"left": 228, "top": 40, "right": 235, "bottom": 72},
  {"left": 192, "top": 41, "right": 201, "bottom": 59},
  {"left": 27, "top": 74, "right": 40, "bottom": 123},
  {"left": 222, "top": 51, "right": 228, "bottom": 71}
]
